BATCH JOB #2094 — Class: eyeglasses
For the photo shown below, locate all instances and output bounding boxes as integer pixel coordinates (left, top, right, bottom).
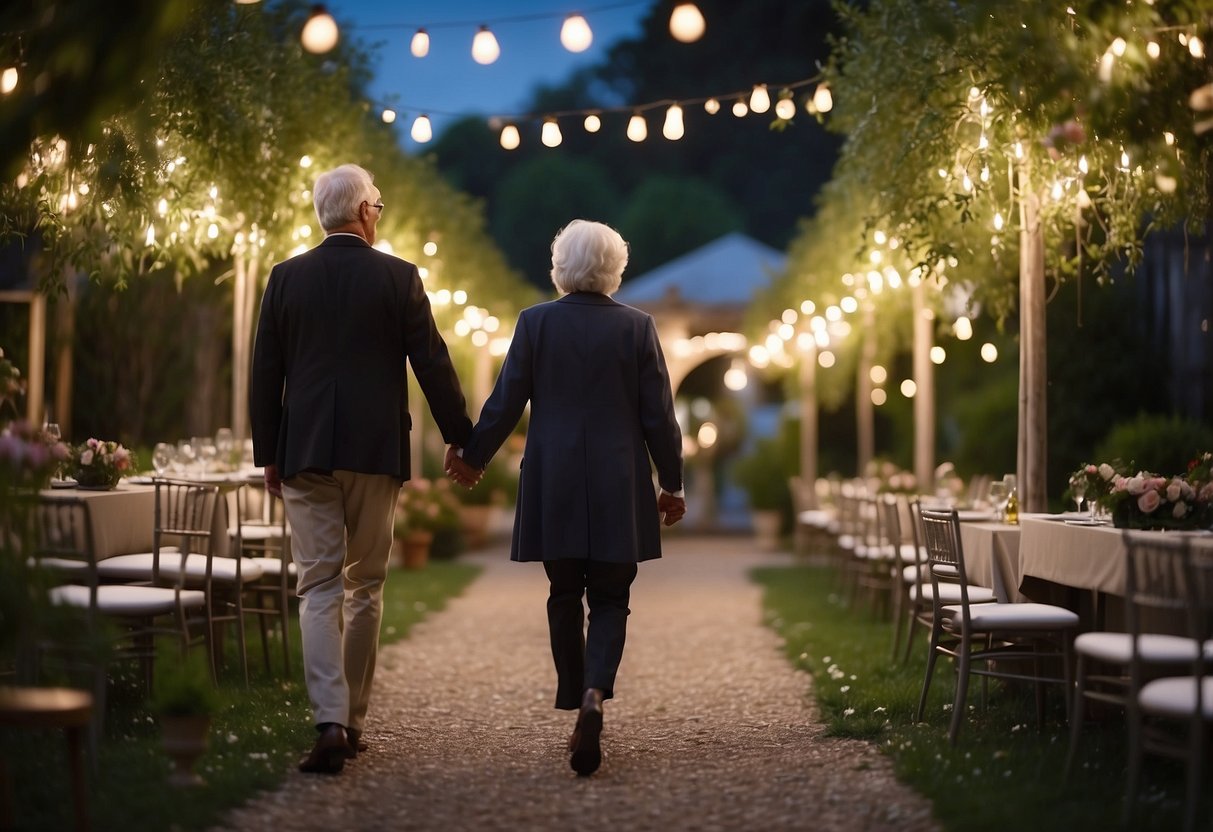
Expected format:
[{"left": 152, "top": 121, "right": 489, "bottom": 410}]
[{"left": 363, "top": 200, "right": 384, "bottom": 214}]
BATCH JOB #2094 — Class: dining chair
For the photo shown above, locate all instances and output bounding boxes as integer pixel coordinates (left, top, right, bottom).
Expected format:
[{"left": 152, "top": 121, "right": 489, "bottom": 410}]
[
  {"left": 914, "top": 507, "right": 1079, "bottom": 744},
  {"left": 30, "top": 497, "right": 208, "bottom": 729},
  {"left": 1063, "top": 533, "right": 1208, "bottom": 782},
  {"left": 92, "top": 479, "right": 259, "bottom": 683},
  {"left": 230, "top": 479, "right": 296, "bottom": 676},
  {"left": 1121, "top": 534, "right": 1213, "bottom": 832},
  {"left": 853, "top": 493, "right": 896, "bottom": 616}
]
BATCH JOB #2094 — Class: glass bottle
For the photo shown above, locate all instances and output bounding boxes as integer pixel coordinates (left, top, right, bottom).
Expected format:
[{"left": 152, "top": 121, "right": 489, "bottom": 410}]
[{"left": 1004, "top": 488, "right": 1019, "bottom": 525}]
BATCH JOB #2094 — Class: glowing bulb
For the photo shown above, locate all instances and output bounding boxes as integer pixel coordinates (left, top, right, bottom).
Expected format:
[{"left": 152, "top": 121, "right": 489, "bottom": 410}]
[
  {"left": 669, "top": 3, "right": 705, "bottom": 43},
  {"left": 627, "top": 113, "right": 648, "bottom": 142},
  {"left": 423, "top": 241, "right": 438, "bottom": 256},
  {"left": 584, "top": 114, "right": 601, "bottom": 133},
  {"left": 775, "top": 98, "right": 796, "bottom": 119},
  {"left": 157, "top": 198, "right": 168, "bottom": 216},
  {"left": 749, "top": 85, "right": 770, "bottom": 114},
  {"left": 981, "top": 343, "right": 998, "bottom": 362},
  {"left": 1014, "top": 141, "right": 1024, "bottom": 159},
  {"left": 0, "top": 67, "right": 16, "bottom": 95},
  {"left": 818, "top": 351, "right": 836, "bottom": 368},
  {"left": 874, "top": 230, "right": 887, "bottom": 244},
  {"left": 1120, "top": 148, "right": 1130, "bottom": 168},
  {"left": 410, "top": 115, "right": 432, "bottom": 143},
  {"left": 840, "top": 296, "right": 858, "bottom": 314},
  {"left": 1164, "top": 131, "right": 1175, "bottom": 146},
  {"left": 723, "top": 359, "right": 748, "bottom": 391},
  {"left": 980, "top": 165, "right": 990, "bottom": 182},
  {"left": 930, "top": 346, "right": 946, "bottom": 364},
  {"left": 472, "top": 26, "right": 500, "bottom": 64},
  {"left": 962, "top": 174, "right": 973, "bottom": 192},
  {"left": 993, "top": 212, "right": 1004, "bottom": 231},
  {"left": 301, "top": 6, "right": 339, "bottom": 54},
  {"left": 978, "top": 134, "right": 989, "bottom": 150},
  {"left": 1147, "top": 40, "right": 1160, "bottom": 59},
  {"left": 900, "top": 379, "right": 917, "bottom": 398},
  {"left": 145, "top": 224, "right": 155, "bottom": 247},
  {"left": 697, "top": 422, "right": 717, "bottom": 449},
  {"left": 1078, "top": 155, "right": 1089, "bottom": 174},
  {"left": 453, "top": 290, "right": 468, "bottom": 305},
  {"left": 704, "top": 98, "right": 720, "bottom": 115},
  {"left": 731, "top": 99, "right": 748, "bottom": 117},
  {"left": 969, "top": 86, "right": 981, "bottom": 99},
  {"left": 560, "top": 14, "right": 593, "bottom": 52},
  {"left": 871, "top": 389, "right": 887, "bottom": 406},
  {"left": 411, "top": 28, "right": 429, "bottom": 57},
  {"left": 381, "top": 108, "right": 396, "bottom": 124},
  {"left": 207, "top": 223, "right": 219, "bottom": 240},
  {"left": 1051, "top": 181, "right": 1063, "bottom": 200},
  {"left": 812, "top": 83, "right": 833, "bottom": 113},
  {"left": 300, "top": 155, "right": 313, "bottom": 168},
  {"left": 953, "top": 316, "right": 973, "bottom": 341},
  {"left": 800, "top": 300, "right": 815, "bottom": 315},
  {"left": 870, "top": 365, "right": 888, "bottom": 384},
  {"left": 1111, "top": 37, "right": 1126, "bottom": 56},
  {"left": 781, "top": 308, "right": 798, "bottom": 325},
  {"left": 541, "top": 119, "right": 563, "bottom": 147},
  {"left": 938, "top": 168, "right": 948, "bottom": 178},
  {"left": 1191, "top": 36, "right": 1204, "bottom": 58},
  {"left": 500, "top": 124, "right": 520, "bottom": 150},
  {"left": 662, "top": 104, "right": 684, "bottom": 140}
]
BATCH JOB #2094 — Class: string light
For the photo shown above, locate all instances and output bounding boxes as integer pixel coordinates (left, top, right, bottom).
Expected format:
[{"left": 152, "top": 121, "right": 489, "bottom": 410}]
[
  {"left": 1111, "top": 36, "right": 1127, "bottom": 56},
  {"left": 410, "top": 29, "right": 430, "bottom": 58},
  {"left": 1189, "top": 35, "right": 1204, "bottom": 57},
  {"left": 811, "top": 83, "right": 833, "bottom": 113},
  {"left": 669, "top": 3, "right": 706, "bottom": 43},
  {"left": 410, "top": 114, "right": 433, "bottom": 143},
  {"left": 662, "top": 104, "right": 685, "bottom": 140},
  {"left": 560, "top": 14, "right": 593, "bottom": 53},
  {"left": 301, "top": 6, "right": 339, "bottom": 54},
  {"left": 900, "top": 380, "right": 917, "bottom": 398},
  {"left": 471, "top": 26, "right": 500, "bottom": 64},
  {"left": 583, "top": 113, "right": 601, "bottom": 133},
  {"left": 381, "top": 108, "right": 396, "bottom": 123},
  {"left": 980, "top": 343, "right": 999, "bottom": 362},
  {"left": 1, "top": 67, "right": 16, "bottom": 95},
  {"left": 1147, "top": 40, "right": 1160, "bottom": 59},
  {"left": 731, "top": 99, "right": 748, "bottom": 117},
  {"left": 145, "top": 224, "right": 156, "bottom": 247},
  {"left": 499, "top": 124, "right": 520, "bottom": 150},
  {"left": 704, "top": 98, "right": 720, "bottom": 115},
  {"left": 541, "top": 119, "right": 563, "bottom": 147},
  {"left": 749, "top": 85, "right": 770, "bottom": 114},
  {"left": 774, "top": 97, "right": 796, "bottom": 120},
  {"left": 1078, "top": 155, "right": 1089, "bottom": 174},
  {"left": 627, "top": 113, "right": 648, "bottom": 142}
]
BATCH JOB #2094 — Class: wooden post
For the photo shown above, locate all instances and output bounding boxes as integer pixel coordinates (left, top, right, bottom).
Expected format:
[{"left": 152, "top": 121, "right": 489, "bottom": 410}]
[
  {"left": 26, "top": 292, "right": 45, "bottom": 426},
  {"left": 857, "top": 302, "right": 876, "bottom": 477},
  {"left": 1017, "top": 164, "right": 1048, "bottom": 513},
  {"left": 231, "top": 254, "right": 258, "bottom": 440},
  {"left": 912, "top": 280, "right": 935, "bottom": 493},
  {"left": 52, "top": 285, "right": 75, "bottom": 439},
  {"left": 799, "top": 340, "right": 818, "bottom": 509}
]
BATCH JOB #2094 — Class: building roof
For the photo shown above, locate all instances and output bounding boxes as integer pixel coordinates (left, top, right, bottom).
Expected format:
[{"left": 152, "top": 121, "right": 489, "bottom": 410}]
[{"left": 614, "top": 232, "right": 787, "bottom": 307}]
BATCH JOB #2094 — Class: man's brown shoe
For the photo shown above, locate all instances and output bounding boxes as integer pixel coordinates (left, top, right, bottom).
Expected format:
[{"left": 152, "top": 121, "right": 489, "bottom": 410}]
[
  {"left": 569, "top": 689, "right": 604, "bottom": 776},
  {"left": 298, "top": 723, "right": 353, "bottom": 774}
]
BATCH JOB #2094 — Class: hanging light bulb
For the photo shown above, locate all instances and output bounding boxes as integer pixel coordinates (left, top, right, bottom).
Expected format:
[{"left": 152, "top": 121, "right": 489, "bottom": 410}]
[
  {"left": 1078, "top": 155, "right": 1089, "bottom": 174},
  {"left": 157, "top": 198, "right": 168, "bottom": 216},
  {"left": 979, "top": 165, "right": 990, "bottom": 182},
  {"left": 410, "top": 28, "right": 430, "bottom": 58},
  {"left": 812, "top": 83, "right": 833, "bottom": 113},
  {"left": 1147, "top": 40, "right": 1161, "bottom": 58},
  {"left": 410, "top": 114, "right": 433, "bottom": 143},
  {"left": 774, "top": 97, "right": 796, "bottom": 120},
  {"left": 703, "top": 97, "right": 720, "bottom": 115},
  {"left": 731, "top": 98, "right": 748, "bottom": 117},
  {"left": 1051, "top": 180, "right": 1063, "bottom": 200},
  {"left": 662, "top": 104, "right": 684, "bottom": 140},
  {"left": 381, "top": 108, "right": 396, "bottom": 124},
  {"left": 301, "top": 5, "right": 339, "bottom": 54},
  {"left": 583, "top": 113, "right": 601, "bottom": 133},
  {"left": 993, "top": 211, "right": 1004, "bottom": 231},
  {"left": 669, "top": 3, "right": 705, "bottom": 43},
  {"left": 472, "top": 25, "right": 500, "bottom": 65},
  {"left": 749, "top": 85, "right": 770, "bottom": 114},
  {"left": 145, "top": 224, "right": 156, "bottom": 247},
  {"left": 542, "top": 119, "right": 563, "bottom": 148},
  {"left": 627, "top": 113, "right": 648, "bottom": 142},
  {"left": 1, "top": 67, "right": 17, "bottom": 95},
  {"left": 499, "top": 124, "right": 520, "bottom": 150},
  {"left": 560, "top": 14, "right": 593, "bottom": 53}
]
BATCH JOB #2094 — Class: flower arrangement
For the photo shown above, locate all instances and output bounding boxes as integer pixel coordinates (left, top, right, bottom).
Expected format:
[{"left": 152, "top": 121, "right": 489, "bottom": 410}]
[
  {"left": 71, "top": 438, "right": 135, "bottom": 489},
  {"left": 1084, "top": 452, "right": 1213, "bottom": 531},
  {"left": 1065, "top": 461, "right": 1120, "bottom": 507},
  {"left": 0, "top": 348, "right": 26, "bottom": 425},
  {"left": 394, "top": 478, "right": 461, "bottom": 537},
  {"left": 865, "top": 459, "right": 917, "bottom": 494},
  {"left": 0, "top": 421, "right": 70, "bottom": 495}
]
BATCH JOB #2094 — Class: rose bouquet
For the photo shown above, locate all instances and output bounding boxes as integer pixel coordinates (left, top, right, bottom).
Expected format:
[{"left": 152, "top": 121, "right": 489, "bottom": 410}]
[
  {"left": 1065, "top": 461, "right": 1121, "bottom": 508},
  {"left": 0, "top": 421, "right": 70, "bottom": 495},
  {"left": 71, "top": 438, "right": 135, "bottom": 489},
  {"left": 1100, "top": 464, "right": 1212, "bottom": 531}
]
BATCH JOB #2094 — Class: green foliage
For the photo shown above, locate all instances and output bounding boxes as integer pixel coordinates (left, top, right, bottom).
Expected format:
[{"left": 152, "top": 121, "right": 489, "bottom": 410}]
[
  {"left": 732, "top": 436, "right": 793, "bottom": 510},
  {"left": 755, "top": 562, "right": 1195, "bottom": 831},
  {"left": 151, "top": 654, "right": 221, "bottom": 717},
  {"left": 617, "top": 176, "right": 744, "bottom": 275},
  {"left": 1093, "top": 413, "right": 1213, "bottom": 474}
]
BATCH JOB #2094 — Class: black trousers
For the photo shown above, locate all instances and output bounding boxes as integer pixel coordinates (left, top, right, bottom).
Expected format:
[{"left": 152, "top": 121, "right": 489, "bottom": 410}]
[{"left": 543, "top": 559, "right": 638, "bottom": 710}]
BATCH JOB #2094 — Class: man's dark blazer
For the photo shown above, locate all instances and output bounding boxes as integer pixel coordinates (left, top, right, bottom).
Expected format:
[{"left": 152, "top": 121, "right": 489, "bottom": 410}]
[
  {"left": 462, "top": 292, "right": 683, "bottom": 563},
  {"left": 250, "top": 234, "right": 471, "bottom": 481}
]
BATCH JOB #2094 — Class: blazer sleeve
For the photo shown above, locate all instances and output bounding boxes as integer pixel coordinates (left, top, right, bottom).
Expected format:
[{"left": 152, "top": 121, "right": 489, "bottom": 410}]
[
  {"left": 401, "top": 262, "right": 473, "bottom": 446},
  {"left": 249, "top": 268, "right": 285, "bottom": 468},
  {"left": 638, "top": 315, "right": 683, "bottom": 494},
  {"left": 461, "top": 312, "right": 534, "bottom": 470}
]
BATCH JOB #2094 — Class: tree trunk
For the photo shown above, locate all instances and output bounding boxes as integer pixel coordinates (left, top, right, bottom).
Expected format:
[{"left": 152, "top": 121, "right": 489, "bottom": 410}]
[
  {"left": 1017, "top": 172, "right": 1048, "bottom": 512},
  {"left": 799, "top": 342, "right": 818, "bottom": 509},
  {"left": 26, "top": 292, "right": 46, "bottom": 426},
  {"left": 231, "top": 255, "right": 257, "bottom": 439},
  {"left": 857, "top": 302, "right": 876, "bottom": 477},
  {"left": 912, "top": 280, "right": 935, "bottom": 493}
]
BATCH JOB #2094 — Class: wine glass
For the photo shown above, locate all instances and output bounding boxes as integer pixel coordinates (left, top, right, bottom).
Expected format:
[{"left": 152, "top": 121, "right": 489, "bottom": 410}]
[
  {"left": 1070, "top": 478, "right": 1086, "bottom": 514},
  {"left": 152, "top": 442, "right": 173, "bottom": 476},
  {"left": 43, "top": 422, "right": 63, "bottom": 478},
  {"left": 176, "top": 439, "right": 196, "bottom": 475},
  {"left": 193, "top": 436, "right": 217, "bottom": 474},
  {"left": 987, "top": 480, "right": 1009, "bottom": 521},
  {"left": 215, "top": 428, "right": 235, "bottom": 470}
]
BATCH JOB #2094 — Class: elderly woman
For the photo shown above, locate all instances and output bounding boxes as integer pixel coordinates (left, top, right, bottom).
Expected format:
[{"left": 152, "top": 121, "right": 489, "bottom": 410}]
[{"left": 454, "top": 219, "right": 685, "bottom": 777}]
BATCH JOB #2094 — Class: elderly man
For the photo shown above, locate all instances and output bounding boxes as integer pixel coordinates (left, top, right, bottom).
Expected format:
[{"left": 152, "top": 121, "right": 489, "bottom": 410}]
[{"left": 251, "top": 163, "right": 473, "bottom": 774}]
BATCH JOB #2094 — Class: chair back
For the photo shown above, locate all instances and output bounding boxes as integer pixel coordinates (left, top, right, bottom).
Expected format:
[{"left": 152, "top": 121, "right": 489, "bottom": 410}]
[
  {"left": 31, "top": 498, "right": 99, "bottom": 616},
  {"left": 153, "top": 480, "right": 220, "bottom": 585},
  {"left": 918, "top": 507, "right": 975, "bottom": 624},
  {"left": 877, "top": 495, "right": 904, "bottom": 559}
]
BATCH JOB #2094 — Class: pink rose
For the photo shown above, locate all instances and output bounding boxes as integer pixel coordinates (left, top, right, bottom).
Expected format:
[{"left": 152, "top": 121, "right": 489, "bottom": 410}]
[
  {"left": 80, "top": 449, "right": 94, "bottom": 466},
  {"left": 1099, "top": 463, "right": 1115, "bottom": 481},
  {"left": 1166, "top": 480, "right": 1183, "bottom": 502},
  {"left": 1173, "top": 501, "right": 1189, "bottom": 519},
  {"left": 1137, "top": 490, "right": 1161, "bottom": 514},
  {"left": 1126, "top": 475, "right": 1146, "bottom": 496},
  {"left": 1201, "top": 482, "right": 1213, "bottom": 502}
]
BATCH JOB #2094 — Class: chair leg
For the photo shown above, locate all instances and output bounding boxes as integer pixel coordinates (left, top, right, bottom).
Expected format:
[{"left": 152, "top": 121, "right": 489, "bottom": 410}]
[
  {"left": 1063, "top": 653, "right": 1088, "bottom": 782},
  {"left": 903, "top": 606, "right": 925, "bottom": 664},
  {"left": 1183, "top": 717, "right": 1204, "bottom": 832},
  {"left": 1123, "top": 703, "right": 1143, "bottom": 826},
  {"left": 949, "top": 638, "right": 972, "bottom": 745},
  {"left": 257, "top": 596, "right": 272, "bottom": 675},
  {"left": 891, "top": 583, "right": 906, "bottom": 661},
  {"left": 916, "top": 623, "right": 942, "bottom": 722},
  {"left": 235, "top": 591, "right": 249, "bottom": 686}
]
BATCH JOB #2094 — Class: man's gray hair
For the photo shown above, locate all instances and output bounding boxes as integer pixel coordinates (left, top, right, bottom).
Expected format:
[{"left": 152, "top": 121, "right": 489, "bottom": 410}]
[
  {"left": 313, "top": 164, "right": 377, "bottom": 232},
  {"left": 549, "top": 219, "right": 628, "bottom": 296}
]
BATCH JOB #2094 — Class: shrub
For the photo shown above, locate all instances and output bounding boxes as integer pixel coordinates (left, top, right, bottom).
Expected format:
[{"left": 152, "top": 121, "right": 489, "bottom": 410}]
[{"left": 1093, "top": 413, "right": 1213, "bottom": 474}]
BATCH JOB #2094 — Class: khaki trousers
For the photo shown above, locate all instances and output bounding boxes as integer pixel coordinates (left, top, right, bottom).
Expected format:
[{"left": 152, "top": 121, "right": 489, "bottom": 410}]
[{"left": 282, "top": 470, "right": 399, "bottom": 730}]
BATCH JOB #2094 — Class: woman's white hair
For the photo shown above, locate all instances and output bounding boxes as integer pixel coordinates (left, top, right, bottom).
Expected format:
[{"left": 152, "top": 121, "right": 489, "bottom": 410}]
[
  {"left": 549, "top": 219, "right": 628, "bottom": 296},
  {"left": 313, "top": 164, "right": 378, "bottom": 232}
]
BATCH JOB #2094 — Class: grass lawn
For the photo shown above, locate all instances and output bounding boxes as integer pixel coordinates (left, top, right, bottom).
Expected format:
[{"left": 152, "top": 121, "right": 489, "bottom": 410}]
[
  {"left": 753, "top": 560, "right": 1199, "bottom": 832},
  {"left": 1, "top": 561, "right": 480, "bottom": 832}
]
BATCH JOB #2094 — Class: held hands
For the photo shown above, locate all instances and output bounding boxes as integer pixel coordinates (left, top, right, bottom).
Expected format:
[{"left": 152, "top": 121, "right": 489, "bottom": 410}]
[
  {"left": 263, "top": 463, "right": 283, "bottom": 499},
  {"left": 657, "top": 491, "right": 686, "bottom": 527},
  {"left": 444, "top": 445, "right": 483, "bottom": 489}
]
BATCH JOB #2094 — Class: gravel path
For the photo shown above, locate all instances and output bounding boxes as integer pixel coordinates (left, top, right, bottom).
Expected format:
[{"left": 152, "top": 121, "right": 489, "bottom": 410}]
[{"left": 214, "top": 535, "right": 938, "bottom": 832}]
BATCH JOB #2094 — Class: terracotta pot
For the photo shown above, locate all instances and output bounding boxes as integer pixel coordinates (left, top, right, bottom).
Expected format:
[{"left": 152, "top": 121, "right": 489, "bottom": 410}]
[
  {"left": 750, "top": 509, "right": 782, "bottom": 550},
  {"left": 160, "top": 714, "right": 210, "bottom": 787},
  {"left": 459, "top": 504, "right": 495, "bottom": 548},
  {"left": 396, "top": 530, "right": 433, "bottom": 569}
]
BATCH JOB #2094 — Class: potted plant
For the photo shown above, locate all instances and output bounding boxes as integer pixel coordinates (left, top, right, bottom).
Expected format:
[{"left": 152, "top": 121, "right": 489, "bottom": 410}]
[
  {"left": 152, "top": 655, "right": 220, "bottom": 787},
  {"left": 732, "top": 437, "right": 791, "bottom": 549},
  {"left": 456, "top": 460, "right": 514, "bottom": 549},
  {"left": 393, "top": 478, "right": 462, "bottom": 569},
  {"left": 70, "top": 438, "right": 135, "bottom": 490}
]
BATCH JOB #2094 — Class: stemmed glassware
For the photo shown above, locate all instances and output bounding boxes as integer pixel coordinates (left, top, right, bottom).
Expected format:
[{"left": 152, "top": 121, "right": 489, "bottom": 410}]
[
  {"left": 43, "top": 422, "right": 63, "bottom": 478},
  {"left": 152, "top": 442, "right": 174, "bottom": 476},
  {"left": 1070, "top": 478, "right": 1086, "bottom": 515},
  {"left": 193, "top": 436, "right": 217, "bottom": 474},
  {"left": 175, "top": 439, "right": 196, "bottom": 475},
  {"left": 215, "top": 428, "right": 235, "bottom": 471},
  {"left": 987, "top": 480, "right": 1009, "bottom": 521}
]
